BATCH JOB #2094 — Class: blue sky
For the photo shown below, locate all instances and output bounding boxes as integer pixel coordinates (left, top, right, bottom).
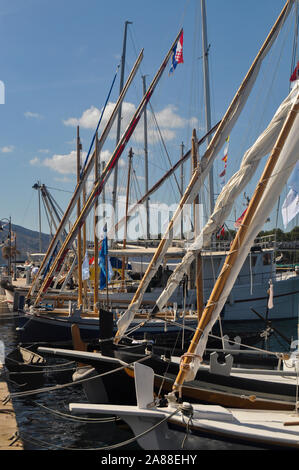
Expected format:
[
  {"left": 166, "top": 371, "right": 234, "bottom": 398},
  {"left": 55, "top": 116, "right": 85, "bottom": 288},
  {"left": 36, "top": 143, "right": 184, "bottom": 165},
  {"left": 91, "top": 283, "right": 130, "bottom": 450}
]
[{"left": 0, "top": 0, "right": 297, "bottom": 237}]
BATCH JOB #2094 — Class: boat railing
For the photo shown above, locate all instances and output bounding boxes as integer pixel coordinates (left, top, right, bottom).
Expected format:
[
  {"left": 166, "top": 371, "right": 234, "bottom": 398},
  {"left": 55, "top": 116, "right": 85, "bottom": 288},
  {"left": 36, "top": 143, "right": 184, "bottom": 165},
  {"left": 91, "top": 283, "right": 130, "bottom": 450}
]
[{"left": 209, "top": 234, "right": 276, "bottom": 252}]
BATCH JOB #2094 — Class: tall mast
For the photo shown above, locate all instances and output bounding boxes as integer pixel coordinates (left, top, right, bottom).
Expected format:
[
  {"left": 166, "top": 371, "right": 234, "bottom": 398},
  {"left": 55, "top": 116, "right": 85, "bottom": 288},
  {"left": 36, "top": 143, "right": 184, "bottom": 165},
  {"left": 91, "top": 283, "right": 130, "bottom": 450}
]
[
  {"left": 76, "top": 126, "right": 83, "bottom": 308},
  {"left": 142, "top": 75, "right": 150, "bottom": 240},
  {"left": 121, "top": 148, "right": 133, "bottom": 287},
  {"left": 201, "top": 0, "right": 214, "bottom": 215},
  {"left": 38, "top": 181, "right": 42, "bottom": 252},
  {"left": 180, "top": 142, "right": 185, "bottom": 239},
  {"left": 94, "top": 132, "right": 99, "bottom": 314},
  {"left": 112, "top": 20, "right": 132, "bottom": 218}
]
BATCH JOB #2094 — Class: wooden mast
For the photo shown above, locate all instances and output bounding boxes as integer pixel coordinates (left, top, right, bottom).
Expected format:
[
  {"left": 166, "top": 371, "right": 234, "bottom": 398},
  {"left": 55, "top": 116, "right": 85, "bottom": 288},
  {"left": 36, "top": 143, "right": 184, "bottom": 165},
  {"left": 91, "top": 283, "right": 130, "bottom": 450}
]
[
  {"left": 191, "top": 129, "right": 204, "bottom": 321},
  {"left": 76, "top": 126, "right": 83, "bottom": 308},
  {"left": 173, "top": 90, "right": 299, "bottom": 393},
  {"left": 112, "top": 20, "right": 132, "bottom": 218},
  {"left": 121, "top": 148, "right": 133, "bottom": 288},
  {"left": 82, "top": 180, "right": 88, "bottom": 310},
  {"left": 93, "top": 132, "right": 99, "bottom": 314}
]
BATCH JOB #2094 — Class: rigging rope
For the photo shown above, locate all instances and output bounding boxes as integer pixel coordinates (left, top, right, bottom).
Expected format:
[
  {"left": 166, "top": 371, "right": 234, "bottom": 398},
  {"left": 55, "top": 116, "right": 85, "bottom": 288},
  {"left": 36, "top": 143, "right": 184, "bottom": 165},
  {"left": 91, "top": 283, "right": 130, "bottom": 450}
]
[
  {"left": 18, "top": 408, "right": 179, "bottom": 451},
  {"left": 80, "top": 63, "right": 120, "bottom": 178},
  {"left": 3, "top": 354, "right": 151, "bottom": 403}
]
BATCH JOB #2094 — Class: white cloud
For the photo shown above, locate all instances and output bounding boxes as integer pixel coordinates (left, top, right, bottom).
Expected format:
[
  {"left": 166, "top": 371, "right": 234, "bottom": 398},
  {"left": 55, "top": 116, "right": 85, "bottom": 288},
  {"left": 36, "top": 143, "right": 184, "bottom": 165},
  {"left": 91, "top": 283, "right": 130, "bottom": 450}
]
[
  {"left": 1, "top": 145, "right": 14, "bottom": 153},
  {"left": 63, "top": 102, "right": 196, "bottom": 145},
  {"left": 29, "top": 157, "right": 40, "bottom": 166},
  {"left": 37, "top": 147, "right": 126, "bottom": 177},
  {"left": 43, "top": 150, "right": 86, "bottom": 175},
  {"left": 24, "top": 111, "right": 43, "bottom": 119},
  {"left": 63, "top": 106, "right": 101, "bottom": 128},
  {"left": 54, "top": 176, "right": 73, "bottom": 183}
]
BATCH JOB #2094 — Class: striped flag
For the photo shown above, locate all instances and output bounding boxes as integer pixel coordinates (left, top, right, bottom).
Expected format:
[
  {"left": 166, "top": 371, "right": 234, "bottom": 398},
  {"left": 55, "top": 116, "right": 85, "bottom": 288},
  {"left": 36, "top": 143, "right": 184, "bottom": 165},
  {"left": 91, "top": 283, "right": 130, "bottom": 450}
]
[
  {"left": 234, "top": 208, "right": 247, "bottom": 228},
  {"left": 219, "top": 136, "right": 230, "bottom": 185},
  {"left": 169, "top": 31, "right": 184, "bottom": 75}
]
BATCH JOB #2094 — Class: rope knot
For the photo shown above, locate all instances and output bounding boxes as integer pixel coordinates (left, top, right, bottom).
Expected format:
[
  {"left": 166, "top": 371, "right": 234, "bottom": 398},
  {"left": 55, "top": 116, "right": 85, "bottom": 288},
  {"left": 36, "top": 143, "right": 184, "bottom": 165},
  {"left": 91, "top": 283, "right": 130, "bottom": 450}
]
[{"left": 179, "top": 352, "right": 202, "bottom": 371}]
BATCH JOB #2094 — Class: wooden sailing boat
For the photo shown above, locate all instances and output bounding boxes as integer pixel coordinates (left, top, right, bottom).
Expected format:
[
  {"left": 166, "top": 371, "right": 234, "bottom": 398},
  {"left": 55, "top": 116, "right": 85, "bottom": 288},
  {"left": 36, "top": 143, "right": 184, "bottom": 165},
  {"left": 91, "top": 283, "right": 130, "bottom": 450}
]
[
  {"left": 66, "top": 0, "right": 299, "bottom": 449},
  {"left": 15, "top": 3, "right": 298, "bottom": 350},
  {"left": 67, "top": 84, "right": 299, "bottom": 450}
]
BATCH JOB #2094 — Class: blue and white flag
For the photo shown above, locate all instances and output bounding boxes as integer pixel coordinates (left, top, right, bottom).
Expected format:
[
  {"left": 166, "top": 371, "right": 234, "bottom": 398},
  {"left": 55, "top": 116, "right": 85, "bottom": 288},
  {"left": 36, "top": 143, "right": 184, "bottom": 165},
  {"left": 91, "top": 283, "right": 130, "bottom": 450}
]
[
  {"left": 169, "top": 30, "right": 184, "bottom": 75},
  {"left": 99, "top": 227, "right": 113, "bottom": 290},
  {"left": 82, "top": 251, "right": 90, "bottom": 280},
  {"left": 282, "top": 161, "right": 299, "bottom": 228}
]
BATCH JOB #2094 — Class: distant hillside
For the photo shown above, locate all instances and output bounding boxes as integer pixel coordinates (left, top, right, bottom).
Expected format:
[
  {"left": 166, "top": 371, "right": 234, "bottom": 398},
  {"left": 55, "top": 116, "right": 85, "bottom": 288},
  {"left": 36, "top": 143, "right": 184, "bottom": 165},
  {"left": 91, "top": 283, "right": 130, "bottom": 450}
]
[{"left": 0, "top": 224, "right": 51, "bottom": 265}]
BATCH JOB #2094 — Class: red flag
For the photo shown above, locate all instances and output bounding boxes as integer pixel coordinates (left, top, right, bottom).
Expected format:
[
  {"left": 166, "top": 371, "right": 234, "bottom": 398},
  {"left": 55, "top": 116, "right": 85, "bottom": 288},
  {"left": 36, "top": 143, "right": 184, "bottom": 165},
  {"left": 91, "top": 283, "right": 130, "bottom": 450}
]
[
  {"left": 234, "top": 208, "right": 247, "bottom": 228},
  {"left": 216, "top": 225, "right": 225, "bottom": 239},
  {"left": 290, "top": 61, "right": 299, "bottom": 82}
]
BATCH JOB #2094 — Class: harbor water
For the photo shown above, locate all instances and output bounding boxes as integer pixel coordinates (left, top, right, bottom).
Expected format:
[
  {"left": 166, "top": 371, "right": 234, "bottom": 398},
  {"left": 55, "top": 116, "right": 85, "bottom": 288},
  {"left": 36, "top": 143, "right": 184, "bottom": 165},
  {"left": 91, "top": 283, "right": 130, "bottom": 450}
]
[{"left": 1, "top": 314, "right": 299, "bottom": 452}]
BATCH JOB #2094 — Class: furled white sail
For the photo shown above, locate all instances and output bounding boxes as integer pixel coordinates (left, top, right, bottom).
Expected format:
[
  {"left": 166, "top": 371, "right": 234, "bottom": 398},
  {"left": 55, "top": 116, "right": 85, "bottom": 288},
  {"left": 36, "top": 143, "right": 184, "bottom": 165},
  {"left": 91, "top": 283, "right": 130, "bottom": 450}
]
[
  {"left": 183, "top": 91, "right": 299, "bottom": 382},
  {"left": 116, "top": 1, "right": 294, "bottom": 340},
  {"left": 155, "top": 82, "right": 299, "bottom": 311}
]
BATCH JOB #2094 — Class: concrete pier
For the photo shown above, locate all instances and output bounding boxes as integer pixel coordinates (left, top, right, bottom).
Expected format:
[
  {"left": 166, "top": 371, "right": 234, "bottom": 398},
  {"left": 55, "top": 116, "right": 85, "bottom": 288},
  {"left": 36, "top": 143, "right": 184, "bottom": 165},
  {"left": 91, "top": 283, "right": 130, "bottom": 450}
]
[{"left": 0, "top": 365, "right": 23, "bottom": 449}]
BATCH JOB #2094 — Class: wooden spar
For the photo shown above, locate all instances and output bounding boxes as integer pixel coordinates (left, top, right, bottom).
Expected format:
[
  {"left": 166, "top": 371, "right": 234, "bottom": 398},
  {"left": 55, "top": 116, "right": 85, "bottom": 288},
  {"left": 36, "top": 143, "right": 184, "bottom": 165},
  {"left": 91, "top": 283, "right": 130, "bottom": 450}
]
[
  {"left": 142, "top": 75, "right": 150, "bottom": 239},
  {"left": 191, "top": 129, "right": 204, "bottom": 321},
  {"left": 121, "top": 148, "right": 133, "bottom": 288},
  {"left": 76, "top": 126, "right": 83, "bottom": 308},
  {"left": 180, "top": 142, "right": 185, "bottom": 239},
  {"left": 32, "top": 30, "right": 183, "bottom": 307},
  {"left": 82, "top": 180, "right": 88, "bottom": 310},
  {"left": 192, "top": 130, "right": 199, "bottom": 236},
  {"left": 114, "top": 0, "right": 293, "bottom": 335},
  {"left": 102, "top": 161, "right": 106, "bottom": 205},
  {"left": 93, "top": 132, "right": 99, "bottom": 314},
  {"left": 201, "top": 0, "right": 214, "bottom": 215},
  {"left": 196, "top": 253, "right": 203, "bottom": 321},
  {"left": 112, "top": 20, "right": 132, "bottom": 216},
  {"left": 26, "top": 49, "right": 143, "bottom": 303},
  {"left": 173, "top": 90, "right": 299, "bottom": 392},
  {"left": 113, "top": 121, "right": 220, "bottom": 238}
]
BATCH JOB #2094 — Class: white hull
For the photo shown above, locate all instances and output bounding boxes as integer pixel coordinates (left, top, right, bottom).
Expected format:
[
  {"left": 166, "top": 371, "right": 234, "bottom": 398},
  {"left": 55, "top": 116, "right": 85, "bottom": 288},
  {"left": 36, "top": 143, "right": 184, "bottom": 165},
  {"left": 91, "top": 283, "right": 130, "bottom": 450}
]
[
  {"left": 69, "top": 362, "right": 299, "bottom": 450},
  {"left": 10, "top": 271, "right": 299, "bottom": 321},
  {"left": 214, "top": 274, "right": 299, "bottom": 321},
  {"left": 69, "top": 402, "right": 299, "bottom": 450}
]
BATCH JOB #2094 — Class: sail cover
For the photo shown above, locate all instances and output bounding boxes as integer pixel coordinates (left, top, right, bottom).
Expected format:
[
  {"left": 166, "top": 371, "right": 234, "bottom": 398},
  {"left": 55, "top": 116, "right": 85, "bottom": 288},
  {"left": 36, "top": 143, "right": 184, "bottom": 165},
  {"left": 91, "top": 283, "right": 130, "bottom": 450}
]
[
  {"left": 183, "top": 90, "right": 299, "bottom": 381},
  {"left": 155, "top": 82, "right": 299, "bottom": 311},
  {"left": 116, "top": 0, "right": 294, "bottom": 339}
]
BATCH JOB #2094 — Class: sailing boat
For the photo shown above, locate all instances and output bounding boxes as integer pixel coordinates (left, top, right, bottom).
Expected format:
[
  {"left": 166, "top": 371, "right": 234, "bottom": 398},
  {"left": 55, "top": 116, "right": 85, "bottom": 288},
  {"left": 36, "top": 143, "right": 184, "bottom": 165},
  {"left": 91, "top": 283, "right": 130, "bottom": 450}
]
[
  {"left": 66, "top": 0, "right": 299, "bottom": 449},
  {"left": 14, "top": 2, "right": 299, "bottom": 353},
  {"left": 68, "top": 84, "right": 299, "bottom": 449}
]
